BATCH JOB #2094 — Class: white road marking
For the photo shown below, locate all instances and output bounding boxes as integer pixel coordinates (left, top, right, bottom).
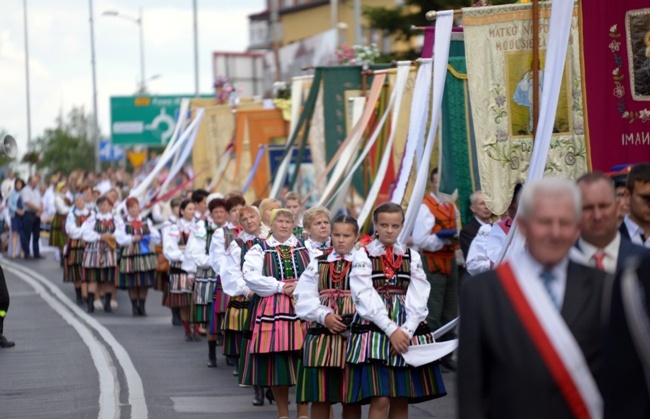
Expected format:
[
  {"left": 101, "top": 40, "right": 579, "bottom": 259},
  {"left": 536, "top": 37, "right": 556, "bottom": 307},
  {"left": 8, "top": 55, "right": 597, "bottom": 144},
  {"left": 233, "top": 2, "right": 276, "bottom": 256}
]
[
  {"left": 3, "top": 259, "right": 149, "bottom": 419},
  {"left": 4, "top": 265, "right": 118, "bottom": 419}
]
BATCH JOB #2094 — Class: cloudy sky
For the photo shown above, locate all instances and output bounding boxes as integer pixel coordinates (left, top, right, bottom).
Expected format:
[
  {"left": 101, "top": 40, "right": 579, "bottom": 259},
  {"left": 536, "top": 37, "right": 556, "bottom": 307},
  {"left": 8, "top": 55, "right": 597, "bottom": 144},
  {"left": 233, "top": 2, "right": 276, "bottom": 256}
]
[{"left": 0, "top": 0, "right": 265, "bottom": 159}]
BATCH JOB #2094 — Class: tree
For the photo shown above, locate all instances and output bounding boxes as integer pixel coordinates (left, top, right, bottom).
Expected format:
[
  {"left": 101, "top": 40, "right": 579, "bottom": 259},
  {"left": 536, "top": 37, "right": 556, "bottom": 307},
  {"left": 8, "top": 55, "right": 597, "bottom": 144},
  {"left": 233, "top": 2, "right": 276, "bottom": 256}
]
[
  {"left": 35, "top": 107, "right": 98, "bottom": 174},
  {"left": 363, "top": 0, "right": 518, "bottom": 59}
]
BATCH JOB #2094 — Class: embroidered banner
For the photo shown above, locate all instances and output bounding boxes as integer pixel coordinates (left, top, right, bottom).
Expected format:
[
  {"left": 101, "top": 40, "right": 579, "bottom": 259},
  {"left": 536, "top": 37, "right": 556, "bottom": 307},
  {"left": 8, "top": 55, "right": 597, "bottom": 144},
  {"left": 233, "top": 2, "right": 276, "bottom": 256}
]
[
  {"left": 463, "top": 3, "right": 588, "bottom": 216},
  {"left": 439, "top": 38, "right": 481, "bottom": 226},
  {"left": 581, "top": 1, "right": 650, "bottom": 170}
]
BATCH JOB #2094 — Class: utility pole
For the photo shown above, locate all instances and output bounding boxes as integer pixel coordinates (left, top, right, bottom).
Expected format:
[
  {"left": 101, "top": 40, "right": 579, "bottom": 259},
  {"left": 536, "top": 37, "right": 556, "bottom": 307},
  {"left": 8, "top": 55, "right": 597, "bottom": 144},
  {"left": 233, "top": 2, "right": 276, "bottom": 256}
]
[
  {"left": 193, "top": 0, "right": 199, "bottom": 97},
  {"left": 89, "top": 0, "right": 101, "bottom": 173},
  {"left": 353, "top": 0, "right": 362, "bottom": 45},
  {"left": 23, "top": 0, "right": 33, "bottom": 174},
  {"left": 270, "top": 0, "right": 281, "bottom": 82}
]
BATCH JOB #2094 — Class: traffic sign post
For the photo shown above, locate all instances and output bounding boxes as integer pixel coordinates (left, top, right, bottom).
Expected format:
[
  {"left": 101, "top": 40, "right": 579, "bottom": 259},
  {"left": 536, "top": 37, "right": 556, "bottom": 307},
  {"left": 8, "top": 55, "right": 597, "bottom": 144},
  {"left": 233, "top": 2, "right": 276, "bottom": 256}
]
[
  {"left": 110, "top": 95, "right": 212, "bottom": 146},
  {"left": 99, "top": 140, "right": 125, "bottom": 162}
]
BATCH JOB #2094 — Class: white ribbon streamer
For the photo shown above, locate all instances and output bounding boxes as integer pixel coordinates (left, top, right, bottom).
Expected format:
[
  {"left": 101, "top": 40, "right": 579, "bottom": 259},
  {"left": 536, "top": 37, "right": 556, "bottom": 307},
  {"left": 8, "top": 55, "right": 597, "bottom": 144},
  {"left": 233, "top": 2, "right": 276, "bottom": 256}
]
[
  {"left": 496, "top": 0, "right": 575, "bottom": 264},
  {"left": 157, "top": 115, "right": 201, "bottom": 194},
  {"left": 270, "top": 77, "right": 307, "bottom": 199},
  {"left": 398, "top": 11, "right": 454, "bottom": 245},
  {"left": 356, "top": 62, "right": 411, "bottom": 227},
  {"left": 391, "top": 58, "right": 433, "bottom": 205}
]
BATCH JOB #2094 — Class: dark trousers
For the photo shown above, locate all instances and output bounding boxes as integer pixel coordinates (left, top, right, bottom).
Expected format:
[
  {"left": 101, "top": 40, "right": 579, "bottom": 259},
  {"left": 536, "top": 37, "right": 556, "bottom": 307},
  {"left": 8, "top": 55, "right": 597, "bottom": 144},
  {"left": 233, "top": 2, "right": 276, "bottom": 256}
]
[
  {"left": 0, "top": 266, "right": 9, "bottom": 335},
  {"left": 20, "top": 211, "right": 40, "bottom": 258},
  {"left": 423, "top": 256, "right": 459, "bottom": 341}
]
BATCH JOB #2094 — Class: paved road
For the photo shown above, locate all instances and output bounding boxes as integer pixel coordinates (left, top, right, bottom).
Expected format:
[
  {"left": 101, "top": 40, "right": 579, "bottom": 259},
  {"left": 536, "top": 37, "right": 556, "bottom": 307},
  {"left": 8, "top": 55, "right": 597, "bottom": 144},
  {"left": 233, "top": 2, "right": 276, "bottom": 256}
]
[{"left": 0, "top": 254, "right": 457, "bottom": 418}]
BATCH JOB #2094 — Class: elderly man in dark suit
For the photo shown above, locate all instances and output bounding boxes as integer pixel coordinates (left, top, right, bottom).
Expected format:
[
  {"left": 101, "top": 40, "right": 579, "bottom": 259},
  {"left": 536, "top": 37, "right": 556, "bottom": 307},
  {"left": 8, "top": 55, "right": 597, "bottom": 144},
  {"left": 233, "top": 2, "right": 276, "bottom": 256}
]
[
  {"left": 574, "top": 172, "right": 650, "bottom": 274},
  {"left": 459, "top": 190, "right": 492, "bottom": 259},
  {"left": 602, "top": 254, "right": 650, "bottom": 419},
  {"left": 458, "top": 178, "right": 608, "bottom": 419}
]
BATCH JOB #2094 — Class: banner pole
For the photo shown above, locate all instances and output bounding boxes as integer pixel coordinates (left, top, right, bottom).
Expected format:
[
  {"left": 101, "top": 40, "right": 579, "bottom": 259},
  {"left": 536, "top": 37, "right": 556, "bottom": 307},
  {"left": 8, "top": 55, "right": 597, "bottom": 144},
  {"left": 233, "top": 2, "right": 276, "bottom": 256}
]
[{"left": 532, "top": 0, "right": 540, "bottom": 137}]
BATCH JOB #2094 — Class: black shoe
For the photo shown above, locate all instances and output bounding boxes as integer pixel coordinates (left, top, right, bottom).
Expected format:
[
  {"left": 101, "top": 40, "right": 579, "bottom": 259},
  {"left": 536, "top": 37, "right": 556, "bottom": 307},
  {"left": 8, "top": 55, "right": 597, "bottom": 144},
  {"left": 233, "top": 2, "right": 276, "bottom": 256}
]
[
  {"left": 207, "top": 358, "right": 217, "bottom": 368},
  {"left": 131, "top": 299, "right": 139, "bottom": 317},
  {"left": 75, "top": 288, "right": 83, "bottom": 305},
  {"left": 86, "top": 292, "right": 95, "bottom": 313},
  {"left": 171, "top": 308, "right": 182, "bottom": 326},
  {"left": 0, "top": 335, "right": 15, "bottom": 348},
  {"left": 225, "top": 357, "right": 235, "bottom": 366},
  {"left": 103, "top": 293, "right": 112, "bottom": 313},
  {"left": 265, "top": 388, "right": 275, "bottom": 405},
  {"left": 440, "top": 356, "right": 457, "bottom": 372},
  {"left": 216, "top": 334, "right": 223, "bottom": 346},
  {"left": 252, "top": 386, "right": 264, "bottom": 406},
  {"left": 137, "top": 299, "right": 146, "bottom": 316},
  {"left": 185, "top": 334, "right": 193, "bottom": 342}
]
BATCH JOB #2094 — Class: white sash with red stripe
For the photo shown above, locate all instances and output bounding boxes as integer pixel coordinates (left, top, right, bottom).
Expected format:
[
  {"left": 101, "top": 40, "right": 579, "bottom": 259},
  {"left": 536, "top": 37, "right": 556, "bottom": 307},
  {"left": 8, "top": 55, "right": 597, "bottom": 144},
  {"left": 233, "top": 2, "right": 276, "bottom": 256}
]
[{"left": 497, "top": 260, "right": 603, "bottom": 419}]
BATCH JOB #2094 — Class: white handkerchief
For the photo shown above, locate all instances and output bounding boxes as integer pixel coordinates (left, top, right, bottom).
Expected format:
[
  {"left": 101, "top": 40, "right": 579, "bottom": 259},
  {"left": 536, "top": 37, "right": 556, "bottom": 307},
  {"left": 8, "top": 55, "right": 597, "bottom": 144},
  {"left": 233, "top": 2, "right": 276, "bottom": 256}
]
[{"left": 401, "top": 340, "right": 458, "bottom": 368}]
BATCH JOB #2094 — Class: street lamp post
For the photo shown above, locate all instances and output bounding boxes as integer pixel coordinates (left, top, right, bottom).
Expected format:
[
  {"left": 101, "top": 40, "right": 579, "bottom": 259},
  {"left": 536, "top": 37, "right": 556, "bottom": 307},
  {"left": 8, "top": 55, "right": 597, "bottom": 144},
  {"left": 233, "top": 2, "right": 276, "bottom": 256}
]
[
  {"left": 23, "top": 0, "right": 33, "bottom": 174},
  {"left": 103, "top": 8, "right": 146, "bottom": 94},
  {"left": 88, "top": 0, "right": 101, "bottom": 173}
]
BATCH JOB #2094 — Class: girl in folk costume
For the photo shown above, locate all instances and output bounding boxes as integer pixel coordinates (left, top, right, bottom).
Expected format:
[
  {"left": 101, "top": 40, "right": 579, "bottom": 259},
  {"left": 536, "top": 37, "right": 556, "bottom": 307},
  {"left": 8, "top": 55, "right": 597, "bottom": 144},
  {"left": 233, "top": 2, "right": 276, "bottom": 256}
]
[
  {"left": 157, "top": 198, "right": 182, "bottom": 325},
  {"left": 257, "top": 198, "right": 281, "bottom": 237},
  {"left": 241, "top": 208, "right": 310, "bottom": 419},
  {"left": 294, "top": 215, "right": 362, "bottom": 419},
  {"left": 115, "top": 197, "right": 161, "bottom": 317},
  {"left": 346, "top": 202, "right": 446, "bottom": 418},
  {"left": 283, "top": 191, "right": 305, "bottom": 239},
  {"left": 183, "top": 198, "right": 228, "bottom": 367},
  {"left": 217, "top": 206, "right": 266, "bottom": 403},
  {"left": 81, "top": 196, "right": 118, "bottom": 314},
  {"left": 64, "top": 193, "right": 91, "bottom": 305},
  {"left": 163, "top": 199, "right": 196, "bottom": 341},
  {"left": 207, "top": 195, "right": 246, "bottom": 368},
  {"left": 50, "top": 182, "right": 71, "bottom": 265},
  {"left": 302, "top": 206, "right": 332, "bottom": 259}
]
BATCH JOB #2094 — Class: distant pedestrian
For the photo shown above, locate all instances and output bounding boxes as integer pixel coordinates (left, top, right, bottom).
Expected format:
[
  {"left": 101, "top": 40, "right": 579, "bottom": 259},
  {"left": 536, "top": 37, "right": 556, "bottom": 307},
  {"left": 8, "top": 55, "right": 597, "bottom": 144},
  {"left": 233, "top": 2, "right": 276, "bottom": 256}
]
[
  {"left": 8, "top": 178, "right": 25, "bottom": 258},
  {"left": 20, "top": 174, "right": 43, "bottom": 259}
]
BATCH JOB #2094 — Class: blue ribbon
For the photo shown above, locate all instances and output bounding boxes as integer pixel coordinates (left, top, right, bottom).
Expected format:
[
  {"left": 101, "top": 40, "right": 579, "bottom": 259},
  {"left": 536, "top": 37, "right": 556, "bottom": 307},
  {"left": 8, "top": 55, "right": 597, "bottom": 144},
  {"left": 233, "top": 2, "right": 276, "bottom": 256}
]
[{"left": 242, "top": 145, "right": 266, "bottom": 193}]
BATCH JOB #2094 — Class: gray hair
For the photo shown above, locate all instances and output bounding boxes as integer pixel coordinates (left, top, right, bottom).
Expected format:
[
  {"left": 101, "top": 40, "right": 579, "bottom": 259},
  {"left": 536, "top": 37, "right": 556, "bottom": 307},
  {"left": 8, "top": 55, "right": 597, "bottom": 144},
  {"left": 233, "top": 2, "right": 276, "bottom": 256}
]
[
  {"left": 469, "top": 190, "right": 483, "bottom": 205},
  {"left": 518, "top": 177, "right": 582, "bottom": 221}
]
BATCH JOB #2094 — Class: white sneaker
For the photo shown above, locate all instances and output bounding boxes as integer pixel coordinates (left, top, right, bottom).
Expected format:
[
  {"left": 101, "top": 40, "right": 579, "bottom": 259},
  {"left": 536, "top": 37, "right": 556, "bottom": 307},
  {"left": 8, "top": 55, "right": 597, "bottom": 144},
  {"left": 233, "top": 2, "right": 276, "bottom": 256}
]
[
  {"left": 110, "top": 300, "right": 118, "bottom": 309},
  {"left": 239, "top": 384, "right": 251, "bottom": 388},
  {"left": 93, "top": 300, "right": 103, "bottom": 310}
]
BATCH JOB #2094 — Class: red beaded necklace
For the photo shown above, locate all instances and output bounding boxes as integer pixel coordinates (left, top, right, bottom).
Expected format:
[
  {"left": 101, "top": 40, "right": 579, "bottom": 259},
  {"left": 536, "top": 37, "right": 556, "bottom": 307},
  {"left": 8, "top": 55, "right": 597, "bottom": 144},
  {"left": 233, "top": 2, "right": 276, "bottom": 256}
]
[
  {"left": 381, "top": 245, "right": 403, "bottom": 280},
  {"left": 329, "top": 256, "right": 350, "bottom": 285}
]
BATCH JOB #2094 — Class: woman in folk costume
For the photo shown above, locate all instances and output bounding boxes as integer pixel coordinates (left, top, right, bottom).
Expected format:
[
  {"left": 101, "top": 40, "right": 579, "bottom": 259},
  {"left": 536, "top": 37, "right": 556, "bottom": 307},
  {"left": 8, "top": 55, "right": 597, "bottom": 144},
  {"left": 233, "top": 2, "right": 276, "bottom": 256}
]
[
  {"left": 257, "top": 198, "right": 281, "bottom": 236},
  {"left": 156, "top": 198, "right": 182, "bottom": 325},
  {"left": 217, "top": 206, "right": 267, "bottom": 404},
  {"left": 81, "top": 196, "right": 118, "bottom": 314},
  {"left": 295, "top": 215, "right": 362, "bottom": 419},
  {"left": 346, "top": 202, "right": 446, "bottom": 418},
  {"left": 163, "top": 199, "right": 196, "bottom": 341},
  {"left": 205, "top": 195, "right": 245, "bottom": 368},
  {"left": 50, "top": 181, "right": 71, "bottom": 265},
  {"left": 302, "top": 206, "right": 332, "bottom": 258},
  {"left": 183, "top": 198, "right": 228, "bottom": 366},
  {"left": 241, "top": 208, "right": 310, "bottom": 419},
  {"left": 115, "top": 197, "right": 161, "bottom": 316},
  {"left": 64, "top": 193, "right": 91, "bottom": 305}
]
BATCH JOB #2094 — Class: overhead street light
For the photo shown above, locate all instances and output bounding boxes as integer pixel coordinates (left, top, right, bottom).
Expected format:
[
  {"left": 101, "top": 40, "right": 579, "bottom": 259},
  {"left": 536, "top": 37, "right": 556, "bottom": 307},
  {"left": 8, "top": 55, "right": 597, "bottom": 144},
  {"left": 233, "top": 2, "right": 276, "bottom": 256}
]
[{"left": 102, "top": 8, "right": 147, "bottom": 94}]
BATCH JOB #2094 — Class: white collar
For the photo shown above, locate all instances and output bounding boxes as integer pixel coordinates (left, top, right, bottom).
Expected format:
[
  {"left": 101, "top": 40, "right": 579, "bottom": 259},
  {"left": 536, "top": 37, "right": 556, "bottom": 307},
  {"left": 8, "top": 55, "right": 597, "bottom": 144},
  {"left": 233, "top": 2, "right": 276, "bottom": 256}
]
[
  {"left": 74, "top": 207, "right": 89, "bottom": 216},
  {"left": 306, "top": 237, "right": 331, "bottom": 249},
  {"left": 624, "top": 215, "right": 646, "bottom": 239},
  {"left": 578, "top": 232, "right": 621, "bottom": 260},
  {"left": 475, "top": 216, "right": 490, "bottom": 226},
  {"left": 366, "top": 239, "right": 406, "bottom": 256},
  {"left": 266, "top": 235, "right": 298, "bottom": 247},
  {"left": 240, "top": 230, "right": 264, "bottom": 241},
  {"left": 326, "top": 249, "right": 354, "bottom": 262},
  {"left": 521, "top": 249, "right": 569, "bottom": 280},
  {"left": 428, "top": 192, "right": 441, "bottom": 203},
  {"left": 96, "top": 211, "right": 113, "bottom": 221}
]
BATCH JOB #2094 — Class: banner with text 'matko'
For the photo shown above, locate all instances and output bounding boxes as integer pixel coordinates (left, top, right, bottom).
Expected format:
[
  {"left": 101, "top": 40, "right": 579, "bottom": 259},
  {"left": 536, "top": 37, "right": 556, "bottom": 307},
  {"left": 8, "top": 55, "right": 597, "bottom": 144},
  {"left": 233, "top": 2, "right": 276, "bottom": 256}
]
[{"left": 463, "top": 2, "right": 587, "bottom": 216}]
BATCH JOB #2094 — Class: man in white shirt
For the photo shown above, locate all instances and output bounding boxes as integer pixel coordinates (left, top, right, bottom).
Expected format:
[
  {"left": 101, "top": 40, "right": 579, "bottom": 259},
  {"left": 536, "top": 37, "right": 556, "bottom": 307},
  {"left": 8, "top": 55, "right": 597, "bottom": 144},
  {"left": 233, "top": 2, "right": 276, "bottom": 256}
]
[
  {"left": 20, "top": 174, "right": 43, "bottom": 258},
  {"left": 412, "top": 168, "right": 459, "bottom": 370},
  {"left": 575, "top": 172, "right": 649, "bottom": 274},
  {"left": 459, "top": 190, "right": 492, "bottom": 259},
  {"left": 1, "top": 170, "right": 16, "bottom": 201},
  {"left": 620, "top": 163, "right": 650, "bottom": 248},
  {"left": 41, "top": 174, "right": 58, "bottom": 223}
]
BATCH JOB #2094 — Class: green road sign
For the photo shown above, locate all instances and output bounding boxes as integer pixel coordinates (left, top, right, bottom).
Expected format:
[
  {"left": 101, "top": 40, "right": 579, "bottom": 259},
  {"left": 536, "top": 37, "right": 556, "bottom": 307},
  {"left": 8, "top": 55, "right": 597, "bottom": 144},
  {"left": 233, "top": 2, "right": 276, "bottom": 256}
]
[{"left": 110, "top": 95, "right": 212, "bottom": 146}]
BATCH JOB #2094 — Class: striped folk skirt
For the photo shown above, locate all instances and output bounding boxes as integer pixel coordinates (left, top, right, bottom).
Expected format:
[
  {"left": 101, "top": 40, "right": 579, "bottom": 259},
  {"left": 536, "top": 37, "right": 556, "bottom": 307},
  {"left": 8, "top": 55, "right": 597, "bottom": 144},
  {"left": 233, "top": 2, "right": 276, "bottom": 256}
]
[
  {"left": 248, "top": 292, "right": 304, "bottom": 354},
  {"left": 82, "top": 241, "right": 117, "bottom": 283},
  {"left": 117, "top": 248, "right": 157, "bottom": 288},
  {"left": 222, "top": 296, "right": 249, "bottom": 358},
  {"left": 168, "top": 262, "right": 192, "bottom": 308},
  {"left": 345, "top": 293, "right": 446, "bottom": 404},
  {"left": 191, "top": 278, "right": 216, "bottom": 325},
  {"left": 49, "top": 213, "right": 68, "bottom": 248},
  {"left": 208, "top": 280, "right": 229, "bottom": 335},
  {"left": 238, "top": 295, "right": 301, "bottom": 387},
  {"left": 153, "top": 271, "right": 167, "bottom": 292},
  {"left": 64, "top": 239, "right": 85, "bottom": 283}
]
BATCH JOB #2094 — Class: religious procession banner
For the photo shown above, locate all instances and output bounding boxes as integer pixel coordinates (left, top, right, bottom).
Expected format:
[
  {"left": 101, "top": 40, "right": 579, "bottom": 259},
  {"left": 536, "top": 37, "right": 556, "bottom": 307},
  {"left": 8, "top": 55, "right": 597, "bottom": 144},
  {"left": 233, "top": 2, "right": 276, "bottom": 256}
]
[
  {"left": 439, "top": 38, "right": 481, "bottom": 227},
  {"left": 463, "top": 2, "right": 588, "bottom": 215},
  {"left": 581, "top": 0, "right": 650, "bottom": 169}
]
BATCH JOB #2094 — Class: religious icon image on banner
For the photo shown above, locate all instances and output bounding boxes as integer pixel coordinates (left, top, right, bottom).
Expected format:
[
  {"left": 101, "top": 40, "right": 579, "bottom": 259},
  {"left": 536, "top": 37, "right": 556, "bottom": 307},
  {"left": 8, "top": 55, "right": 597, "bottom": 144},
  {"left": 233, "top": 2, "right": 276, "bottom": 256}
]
[
  {"left": 625, "top": 8, "right": 650, "bottom": 101},
  {"left": 506, "top": 51, "right": 571, "bottom": 136}
]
